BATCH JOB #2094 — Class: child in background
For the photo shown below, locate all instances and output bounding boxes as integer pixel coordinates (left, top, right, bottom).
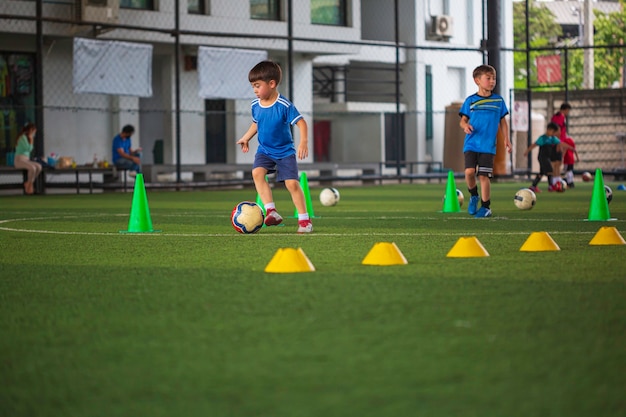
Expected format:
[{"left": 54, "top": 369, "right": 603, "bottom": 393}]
[
  {"left": 459, "top": 64, "right": 511, "bottom": 218},
  {"left": 550, "top": 102, "right": 572, "bottom": 186},
  {"left": 524, "top": 122, "right": 573, "bottom": 192},
  {"left": 236, "top": 60, "right": 312, "bottom": 233},
  {"left": 560, "top": 135, "right": 579, "bottom": 188}
]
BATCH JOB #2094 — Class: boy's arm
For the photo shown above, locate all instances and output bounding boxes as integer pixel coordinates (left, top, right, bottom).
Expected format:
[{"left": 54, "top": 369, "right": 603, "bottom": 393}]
[
  {"left": 459, "top": 115, "right": 473, "bottom": 134},
  {"left": 523, "top": 143, "right": 536, "bottom": 157},
  {"left": 236, "top": 123, "right": 258, "bottom": 153},
  {"left": 499, "top": 117, "right": 512, "bottom": 153},
  {"left": 556, "top": 142, "right": 575, "bottom": 153},
  {"left": 295, "top": 118, "right": 308, "bottom": 160}
]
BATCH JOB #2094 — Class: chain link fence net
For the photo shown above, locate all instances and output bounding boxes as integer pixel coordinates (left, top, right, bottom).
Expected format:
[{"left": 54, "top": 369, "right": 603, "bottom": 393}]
[{"left": 1, "top": 1, "right": 624, "bottom": 176}]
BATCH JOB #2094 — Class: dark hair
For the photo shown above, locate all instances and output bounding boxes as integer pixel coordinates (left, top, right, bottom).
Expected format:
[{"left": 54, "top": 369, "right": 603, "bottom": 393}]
[
  {"left": 122, "top": 125, "right": 135, "bottom": 134},
  {"left": 547, "top": 122, "right": 559, "bottom": 131},
  {"left": 560, "top": 103, "right": 572, "bottom": 111},
  {"left": 248, "top": 60, "right": 282, "bottom": 85},
  {"left": 473, "top": 64, "right": 496, "bottom": 79},
  {"left": 16, "top": 122, "right": 36, "bottom": 142}
]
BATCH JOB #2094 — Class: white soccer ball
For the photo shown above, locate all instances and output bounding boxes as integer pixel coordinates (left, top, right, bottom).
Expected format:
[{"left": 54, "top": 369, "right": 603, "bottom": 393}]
[
  {"left": 605, "top": 185, "right": 613, "bottom": 204},
  {"left": 319, "top": 187, "right": 340, "bottom": 206},
  {"left": 514, "top": 188, "right": 536, "bottom": 210},
  {"left": 231, "top": 201, "right": 264, "bottom": 234}
]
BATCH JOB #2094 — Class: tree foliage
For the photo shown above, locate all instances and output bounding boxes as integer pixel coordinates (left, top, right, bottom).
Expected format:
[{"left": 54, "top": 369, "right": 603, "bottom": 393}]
[
  {"left": 514, "top": 0, "right": 626, "bottom": 90},
  {"left": 513, "top": 1, "right": 563, "bottom": 89}
]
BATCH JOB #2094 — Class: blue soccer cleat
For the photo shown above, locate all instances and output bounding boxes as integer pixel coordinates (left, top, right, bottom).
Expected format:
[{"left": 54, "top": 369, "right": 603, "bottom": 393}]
[
  {"left": 474, "top": 206, "right": 492, "bottom": 218},
  {"left": 468, "top": 195, "right": 479, "bottom": 215}
]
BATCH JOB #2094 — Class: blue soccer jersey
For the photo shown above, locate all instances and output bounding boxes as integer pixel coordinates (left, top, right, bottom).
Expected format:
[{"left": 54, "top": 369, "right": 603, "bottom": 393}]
[
  {"left": 459, "top": 93, "right": 509, "bottom": 154},
  {"left": 251, "top": 94, "right": 303, "bottom": 159}
]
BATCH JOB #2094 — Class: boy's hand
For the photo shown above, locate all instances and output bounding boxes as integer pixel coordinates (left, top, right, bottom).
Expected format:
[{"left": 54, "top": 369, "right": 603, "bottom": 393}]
[
  {"left": 236, "top": 138, "right": 249, "bottom": 153},
  {"left": 297, "top": 142, "right": 308, "bottom": 160},
  {"left": 463, "top": 124, "right": 473, "bottom": 134}
]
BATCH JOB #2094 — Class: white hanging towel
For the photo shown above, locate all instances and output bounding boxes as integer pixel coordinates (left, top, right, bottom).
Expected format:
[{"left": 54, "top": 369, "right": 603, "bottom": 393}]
[
  {"left": 73, "top": 37, "right": 153, "bottom": 97},
  {"left": 198, "top": 46, "right": 267, "bottom": 100}
]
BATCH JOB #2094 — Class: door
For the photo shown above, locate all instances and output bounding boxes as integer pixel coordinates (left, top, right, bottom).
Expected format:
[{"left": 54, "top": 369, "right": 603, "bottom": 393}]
[{"left": 205, "top": 99, "right": 226, "bottom": 163}]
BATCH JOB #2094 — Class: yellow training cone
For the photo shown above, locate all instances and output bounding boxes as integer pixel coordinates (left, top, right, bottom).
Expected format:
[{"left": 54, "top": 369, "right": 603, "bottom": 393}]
[
  {"left": 362, "top": 242, "right": 408, "bottom": 266},
  {"left": 519, "top": 232, "right": 560, "bottom": 252},
  {"left": 264, "top": 247, "right": 316, "bottom": 273},
  {"left": 446, "top": 237, "right": 489, "bottom": 258},
  {"left": 589, "top": 227, "right": 626, "bottom": 246}
]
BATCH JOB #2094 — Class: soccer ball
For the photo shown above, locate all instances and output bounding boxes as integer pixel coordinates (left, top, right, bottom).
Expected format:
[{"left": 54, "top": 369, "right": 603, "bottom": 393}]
[
  {"left": 319, "top": 187, "right": 340, "bottom": 206},
  {"left": 582, "top": 171, "right": 593, "bottom": 182},
  {"left": 514, "top": 188, "right": 536, "bottom": 210},
  {"left": 605, "top": 185, "right": 613, "bottom": 204},
  {"left": 231, "top": 201, "right": 264, "bottom": 234},
  {"left": 560, "top": 178, "right": 568, "bottom": 190},
  {"left": 443, "top": 189, "right": 464, "bottom": 207}
]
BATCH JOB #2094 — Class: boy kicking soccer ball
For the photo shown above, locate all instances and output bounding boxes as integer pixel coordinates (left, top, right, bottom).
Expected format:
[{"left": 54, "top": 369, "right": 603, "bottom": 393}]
[{"left": 236, "top": 60, "right": 312, "bottom": 233}]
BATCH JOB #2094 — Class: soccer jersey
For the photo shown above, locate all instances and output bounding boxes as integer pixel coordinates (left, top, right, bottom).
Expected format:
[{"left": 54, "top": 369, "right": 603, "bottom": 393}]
[
  {"left": 251, "top": 94, "right": 303, "bottom": 159},
  {"left": 535, "top": 134, "right": 560, "bottom": 160},
  {"left": 561, "top": 136, "right": 576, "bottom": 165},
  {"left": 459, "top": 93, "right": 509, "bottom": 154},
  {"left": 551, "top": 112, "right": 567, "bottom": 141}
]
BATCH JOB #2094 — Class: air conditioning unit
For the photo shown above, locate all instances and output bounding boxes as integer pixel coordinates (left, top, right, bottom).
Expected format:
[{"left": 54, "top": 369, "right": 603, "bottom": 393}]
[
  {"left": 431, "top": 15, "right": 454, "bottom": 38},
  {"left": 75, "top": 0, "right": 119, "bottom": 24}
]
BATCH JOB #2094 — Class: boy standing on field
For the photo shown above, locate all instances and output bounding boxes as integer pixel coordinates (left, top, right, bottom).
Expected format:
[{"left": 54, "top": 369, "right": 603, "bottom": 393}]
[
  {"left": 459, "top": 65, "right": 512, "bottom": 218},
  {"left": 236, "top": 60, "right": 312, "bottom": 233}
]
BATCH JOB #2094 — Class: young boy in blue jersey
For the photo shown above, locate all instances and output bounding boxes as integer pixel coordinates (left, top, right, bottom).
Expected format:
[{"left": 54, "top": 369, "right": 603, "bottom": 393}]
[
  {"left": 236, "top": 60, "right": 312, "bottom": 233},
  {"left": 523, "top": 122, "right": 574, "bottom": 193},
  {"left": 459, "top": 65, "right": 512, "bottom": 218}
]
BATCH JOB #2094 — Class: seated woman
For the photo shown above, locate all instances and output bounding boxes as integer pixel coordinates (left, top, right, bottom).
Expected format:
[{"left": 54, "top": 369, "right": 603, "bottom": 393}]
[{"left": 13, "top": 123, "right": 42, "bottom": 195}]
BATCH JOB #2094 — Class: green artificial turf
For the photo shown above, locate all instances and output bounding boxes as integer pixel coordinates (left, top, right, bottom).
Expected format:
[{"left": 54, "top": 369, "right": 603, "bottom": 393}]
[{"left": 0, "top": 182, "right": 625, "bottom": 417}]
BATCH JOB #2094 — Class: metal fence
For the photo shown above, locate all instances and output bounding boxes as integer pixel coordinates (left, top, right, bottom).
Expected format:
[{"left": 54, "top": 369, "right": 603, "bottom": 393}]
[{"left": 1, "top": 0, "right": 625, "bottom": 180}]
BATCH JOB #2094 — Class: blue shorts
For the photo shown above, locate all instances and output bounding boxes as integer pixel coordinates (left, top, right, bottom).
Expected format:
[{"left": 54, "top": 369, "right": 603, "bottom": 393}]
[{"left": 253, "top": 153, "right": 299, "bottom": 182}]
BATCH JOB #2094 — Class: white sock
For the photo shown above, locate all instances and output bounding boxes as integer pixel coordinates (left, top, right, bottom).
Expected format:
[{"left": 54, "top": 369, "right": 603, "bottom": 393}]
[
  {"left": 566, "top": 171, "right": 574, "bottom": 183},
  {"left": 298, "top": 213, "right": 310, "bottom": 221},
  {"left": 265, "top": 202, "right": 275, "bottom": 211}
]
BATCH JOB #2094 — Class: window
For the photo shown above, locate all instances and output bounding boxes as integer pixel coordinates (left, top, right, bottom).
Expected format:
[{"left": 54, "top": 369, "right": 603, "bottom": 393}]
[
  {"left": 250, "top": 0, "right": 280, "bottom": 21},
  {"left": 188, "top": 0, "right": 208, "bottom": 15},
  {"left": 0, "top": 53, "right": 36, "bottom": 166},
  {"left": 120, "top": 0, "right": 154, "bottom": 10},
  {"left": 311, "top": 0, "right": 346, "bottom": 26}
]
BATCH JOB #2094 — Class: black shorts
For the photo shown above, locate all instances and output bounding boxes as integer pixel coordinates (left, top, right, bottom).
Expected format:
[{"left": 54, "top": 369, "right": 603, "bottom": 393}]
[
  {"left": 464, "top": 151, "right": 494, "bottom": 178},
  {"left": 550, "top": 150, "right": 563, "bottom": 162},
  {"left": 538, "top": 156, "right": 553, "bottom": 175}
]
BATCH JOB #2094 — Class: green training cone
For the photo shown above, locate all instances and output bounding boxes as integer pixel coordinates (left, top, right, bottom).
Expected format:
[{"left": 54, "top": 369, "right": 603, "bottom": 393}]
[
  {"left": 442, "top": 170, "right": 461, "bottom": 213},
  {"left": 120, "top": 174, "right": 159, "bottom": 233},
  {"left": 255, "top": 175, "right": 268, "bottom": 215},
  {"left": 587, "top": 169, "right": 612, "bottom": 221},
  {"left": 293, "top": 171, "right": 316, "bottom": 218}
]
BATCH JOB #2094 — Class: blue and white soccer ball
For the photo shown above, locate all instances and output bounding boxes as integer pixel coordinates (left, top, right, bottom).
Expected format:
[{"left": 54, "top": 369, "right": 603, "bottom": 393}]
[{"left": 231, "top": 201, "right": 264, "bottom": 234}]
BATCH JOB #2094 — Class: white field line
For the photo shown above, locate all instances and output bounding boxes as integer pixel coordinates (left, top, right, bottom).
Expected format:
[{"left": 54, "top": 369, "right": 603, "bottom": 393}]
[{"left": 0, "top": 214, "right": 621, "bottom": 237}]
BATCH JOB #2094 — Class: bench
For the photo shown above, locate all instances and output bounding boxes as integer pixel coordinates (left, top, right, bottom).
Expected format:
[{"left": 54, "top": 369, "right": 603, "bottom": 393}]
[
  {"left": 44, "top": 166, "right": 122, "bottom": 194},
  {"left": 141, "top": 164, "right": 251, "bottom": 183},
  {"left": 0, "top": 166, "right": 29, "bottom": 194},
  {"left": 0, "top": 165, "right": 124, "bottom": 194}
]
